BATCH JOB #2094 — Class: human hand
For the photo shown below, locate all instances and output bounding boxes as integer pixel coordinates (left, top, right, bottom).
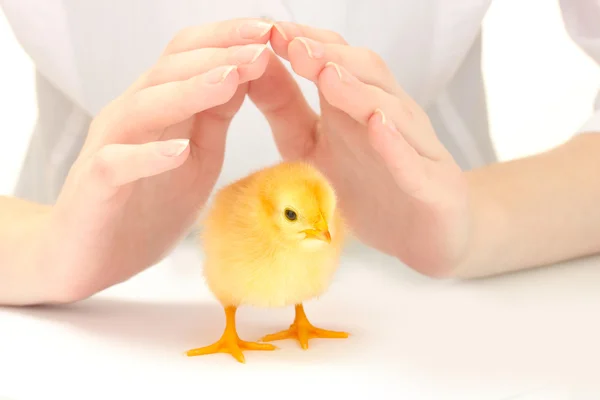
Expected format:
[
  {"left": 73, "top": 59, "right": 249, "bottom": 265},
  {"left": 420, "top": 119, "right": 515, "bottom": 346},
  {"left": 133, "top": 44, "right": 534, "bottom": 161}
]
[
  {"left": 255, "top": 23, "right": 469, "bottom": 276},
  {"left": 35, "top": 18, "right": 275, "bottom": 302}
]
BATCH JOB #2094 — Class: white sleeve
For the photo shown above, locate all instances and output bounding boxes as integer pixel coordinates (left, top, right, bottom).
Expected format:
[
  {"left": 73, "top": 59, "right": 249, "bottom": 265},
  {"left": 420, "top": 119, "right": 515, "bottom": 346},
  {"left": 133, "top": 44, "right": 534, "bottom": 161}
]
[{"left": 559, "top": 0, "right": 600, "bottom": 134}]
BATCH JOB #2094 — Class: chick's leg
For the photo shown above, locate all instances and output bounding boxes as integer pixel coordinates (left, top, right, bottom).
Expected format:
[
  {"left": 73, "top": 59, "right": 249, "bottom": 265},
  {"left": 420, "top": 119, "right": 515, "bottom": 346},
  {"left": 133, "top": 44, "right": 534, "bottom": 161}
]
[
  {"left": 261, "top": 304, "right": 348, "bottom": 349},
  {"left": 186, "top": 306, "right": 276, "bottom": 363}
]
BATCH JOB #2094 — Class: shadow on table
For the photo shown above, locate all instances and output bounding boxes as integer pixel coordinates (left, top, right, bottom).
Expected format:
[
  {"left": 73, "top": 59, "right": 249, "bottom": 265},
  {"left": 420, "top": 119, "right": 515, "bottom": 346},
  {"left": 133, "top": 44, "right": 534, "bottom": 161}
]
[
  {"left": 8, "top": 298, "right": 225, "bottom": 352},
  {"left": 6, "top": 242, "right": 598, "bottom": 381},
  {"left": 4, "top": 296, "right": 361, "bottom": 365}
]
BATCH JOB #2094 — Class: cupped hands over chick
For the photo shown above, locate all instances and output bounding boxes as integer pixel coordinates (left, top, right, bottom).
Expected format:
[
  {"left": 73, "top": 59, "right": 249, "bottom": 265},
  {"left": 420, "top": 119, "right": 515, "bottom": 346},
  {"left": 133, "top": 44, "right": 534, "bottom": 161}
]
[{"left": 187, "top": 161, "right": 349, "bottom": 363}]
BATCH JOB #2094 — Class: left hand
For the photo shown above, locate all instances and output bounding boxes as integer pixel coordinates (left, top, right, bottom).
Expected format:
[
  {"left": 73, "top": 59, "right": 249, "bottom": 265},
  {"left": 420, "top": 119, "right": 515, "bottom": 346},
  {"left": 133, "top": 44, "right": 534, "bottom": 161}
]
[{"left": 250, "top": 22, "right": 469, "bottom": 276}]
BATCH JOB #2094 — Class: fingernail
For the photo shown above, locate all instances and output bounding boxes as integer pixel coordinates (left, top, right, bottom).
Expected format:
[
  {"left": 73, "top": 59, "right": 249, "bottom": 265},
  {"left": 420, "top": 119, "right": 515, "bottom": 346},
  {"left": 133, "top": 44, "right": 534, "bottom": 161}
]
[
  {"left": 374, "top": 109, "right": 387, "bottom": 125},
  {"left": 296, "top": 37, "right": 324, "bottom": 59},
  {"left": 325, "top": 62, "right": 343, "bottom": 80},
  {"left": 238, "top": 20, "right": 273, "bottom": 39},
  {"left": 233, "top": 44, "right": 268, "bottom": 64},
  {"left": 273, "top": 21, "right": 301, "bottom": 40},
  {"left": 273, "top": 23, "right": 289, "bottom": 40},
  {"left": 161, "top": 139, "right": 189, "bottom": 157},
  {"left": 203, "top": 65, "right": 237, "bottom": 84},
  {"left": 374, "top": 109, "right": 399, "bottom": 135}
]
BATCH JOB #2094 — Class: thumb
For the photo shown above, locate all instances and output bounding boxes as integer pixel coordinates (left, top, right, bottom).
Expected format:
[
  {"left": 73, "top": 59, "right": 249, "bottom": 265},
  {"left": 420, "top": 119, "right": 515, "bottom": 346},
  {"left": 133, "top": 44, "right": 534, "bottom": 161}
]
[
  {"left": 85, "top": 138, "right": 190, "bottom": 199},
  {"left": 248, "top": 52, "right": 319, "bottom": 160}
]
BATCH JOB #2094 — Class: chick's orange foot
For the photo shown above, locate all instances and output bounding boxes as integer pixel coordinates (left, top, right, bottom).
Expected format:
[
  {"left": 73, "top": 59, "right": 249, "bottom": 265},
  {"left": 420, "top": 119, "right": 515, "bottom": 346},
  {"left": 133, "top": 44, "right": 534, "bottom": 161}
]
[
  {"left": 186, "top": 337, "right": 275, "bottom": 363},
  {"left": 261, "top": 304, "right": 349, "bottom": 350},
  {"left": 186, "top": 306, "right": 276, "bottom": 363}
]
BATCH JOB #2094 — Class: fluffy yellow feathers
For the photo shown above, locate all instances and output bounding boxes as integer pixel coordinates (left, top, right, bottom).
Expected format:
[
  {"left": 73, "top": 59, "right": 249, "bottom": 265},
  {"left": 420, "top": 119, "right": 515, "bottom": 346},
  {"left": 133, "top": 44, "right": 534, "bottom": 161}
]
[{"left": 187, "top": 161, "right": 348, "bottom": 363}]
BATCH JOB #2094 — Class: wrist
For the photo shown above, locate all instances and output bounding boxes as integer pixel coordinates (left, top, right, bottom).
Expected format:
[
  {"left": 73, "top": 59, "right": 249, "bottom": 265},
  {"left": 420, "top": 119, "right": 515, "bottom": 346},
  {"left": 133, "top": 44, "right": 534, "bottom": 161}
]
[
  {"left": 5, "top": 201, "right": 52, "bottom": 270},
  {"left": 0, "top": 198, "right": 54, "bottom": 305},
  {"left": 450, "top": 168, "right": 508, "bottom": 278}
]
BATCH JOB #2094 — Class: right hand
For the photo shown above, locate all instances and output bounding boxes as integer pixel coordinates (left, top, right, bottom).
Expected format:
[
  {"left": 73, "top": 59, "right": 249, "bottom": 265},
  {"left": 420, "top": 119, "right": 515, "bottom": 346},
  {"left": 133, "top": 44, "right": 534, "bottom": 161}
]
[
  {"left": 252, "top": 23, "right": 469, "bottom": 276},
  {"left": 32, "top": 18, "right": 274, "bottom": 303}
]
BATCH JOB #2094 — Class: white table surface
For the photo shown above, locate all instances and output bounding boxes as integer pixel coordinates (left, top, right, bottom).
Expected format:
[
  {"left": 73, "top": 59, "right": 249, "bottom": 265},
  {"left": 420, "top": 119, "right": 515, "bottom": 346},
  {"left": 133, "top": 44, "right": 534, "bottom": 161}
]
[{"left": 1, "top": 239, "right": 599, "bottom": 400}]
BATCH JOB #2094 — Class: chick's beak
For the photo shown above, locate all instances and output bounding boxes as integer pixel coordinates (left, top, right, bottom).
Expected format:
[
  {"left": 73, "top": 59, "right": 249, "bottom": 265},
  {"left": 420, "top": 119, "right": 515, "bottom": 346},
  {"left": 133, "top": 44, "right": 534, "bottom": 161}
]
[{"left": 303, "top": 220, "right": 331, "bottom": 243}]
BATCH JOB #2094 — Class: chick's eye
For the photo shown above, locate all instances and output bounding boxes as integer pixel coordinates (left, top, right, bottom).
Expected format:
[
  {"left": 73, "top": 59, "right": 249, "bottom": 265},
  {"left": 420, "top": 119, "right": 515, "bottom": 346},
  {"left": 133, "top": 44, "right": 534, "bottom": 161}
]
[{"left": 284, "top": 209, "right": 297, "bottom": 221}]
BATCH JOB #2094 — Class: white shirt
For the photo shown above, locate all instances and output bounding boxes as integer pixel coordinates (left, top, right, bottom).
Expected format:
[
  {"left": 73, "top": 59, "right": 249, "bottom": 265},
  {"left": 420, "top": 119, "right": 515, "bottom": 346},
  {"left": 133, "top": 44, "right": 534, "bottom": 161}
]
[{"left": 1, "top": 0, "right": 600, "bottom": 204}]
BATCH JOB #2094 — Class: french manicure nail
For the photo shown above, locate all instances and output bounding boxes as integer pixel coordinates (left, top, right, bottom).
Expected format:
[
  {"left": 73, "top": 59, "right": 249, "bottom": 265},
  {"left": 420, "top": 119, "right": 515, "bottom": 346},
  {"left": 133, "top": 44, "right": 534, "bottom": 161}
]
[
  {"left": 273, "top": 21, "right": 301, "bottom": 40},
  {"left": 374, "top": 109, "right": 399, "bottom": 135},
  {"left": 238, "top": 20, "right": 273, "bottom": 39},
  {"left": 161, "top": 139, "right": 189, "bottom": 157},
  {"left": 250, "top": 44, "right": 268, "bottom": 62},
  {"left": 204, "top": 65, "right": 237, "bottom": 84},
  {"left": 326, "top": 62, "right": 343, "bottom": 80},
  {"left": 273, "top": 23, "right": 289, "bottom": 40},
  {"left": 296, "top": 37, "right": 324, "bottom": 59},
  {"left": 233, "top": 44, "right": 268, "bottom": 64},
  {"left": 374, "top": 109, "right": 387, "bottom": 124}
]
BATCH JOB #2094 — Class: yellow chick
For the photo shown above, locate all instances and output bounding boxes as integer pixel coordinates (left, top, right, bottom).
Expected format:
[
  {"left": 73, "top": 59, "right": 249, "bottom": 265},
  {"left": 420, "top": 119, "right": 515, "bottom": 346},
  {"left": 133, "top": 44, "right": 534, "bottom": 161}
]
[{"left": 186, "top": 161, "right": 348, "bottom": 363}]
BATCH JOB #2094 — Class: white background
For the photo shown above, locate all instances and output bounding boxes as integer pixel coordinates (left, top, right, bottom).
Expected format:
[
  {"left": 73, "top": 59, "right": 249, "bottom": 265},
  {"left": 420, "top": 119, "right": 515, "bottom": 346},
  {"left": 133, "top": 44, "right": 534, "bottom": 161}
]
[{"left": 1, "top": 1, "right": 600, "bottom": 399}]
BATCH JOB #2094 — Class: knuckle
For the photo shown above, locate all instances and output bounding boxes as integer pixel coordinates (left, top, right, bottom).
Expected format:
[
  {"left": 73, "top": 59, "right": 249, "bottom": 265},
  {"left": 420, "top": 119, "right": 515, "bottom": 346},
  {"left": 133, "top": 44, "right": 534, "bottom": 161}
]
[
  {"left": 88, "top": 116, "right": 103, "bottom": 135},
  {"left": 330, "top": 31, "right": 347, "bottom": 44},
  {"left": 168, "top": 26, "right": 191, "bottom": 47},
  {"left": 145, "top": 52, "right": 179, "bottom": 86},
  {"left": 362, "top": 48, "right": 387, "bottom": 71},
  {"left": 91, "top": 148, "right": 118, "bottom": 188},
  {"left": 399, "top": 101, "right": 417, "bottom": 121},
  {"left": 410, "top": 102, "right": 430, "bottom": 124},
  {"left": 143, "top": 65, "right": 162, "bottom": 87},
  {"left": 393, "top": 95, "right": 426, "bottom": 124}
]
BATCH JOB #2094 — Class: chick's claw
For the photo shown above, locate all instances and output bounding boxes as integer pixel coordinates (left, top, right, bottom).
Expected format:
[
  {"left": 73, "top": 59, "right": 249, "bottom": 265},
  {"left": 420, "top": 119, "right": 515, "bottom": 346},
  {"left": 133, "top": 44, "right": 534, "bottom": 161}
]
[
  {"left": 186, "top": 306, "right": 276, "bottom": 363},
  {"left": 186, "top": 338, "right": 276, "bottom": 363},
  {"left": 261, "top": 325, "right": 348, "bottom": 350},
  {"left": 260, "top": 304, "right": 349, "bottom": 350}
]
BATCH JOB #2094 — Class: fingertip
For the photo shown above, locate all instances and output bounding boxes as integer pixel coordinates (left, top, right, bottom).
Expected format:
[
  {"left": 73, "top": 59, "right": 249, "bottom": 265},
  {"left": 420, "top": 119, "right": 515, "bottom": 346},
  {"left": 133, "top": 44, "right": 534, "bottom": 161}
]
[
  {"left": 274, "top": 21, "right": 301, "bottom": 41},
  {"left": 286, "top": 40, "right": 326, "bottom": 81},
  {"left": 237, "top": 47, "right": 271, "bottom": 83},
  {"left": 317, "top": 62, "right": 360, "bottom": 112},
  {"left": 273, "top": 22, "right": 289, "bottom": 41},
  {"left": 270, "top": 39, "right": 289, "bottom": 59},
  {"left": 89, "top": 140, "right": 191, "bottom": 192},
  {"left": 367, "top": 110, "right": 420, "bottom": 180},
  {"left": 140, "top": 139, "right": 192, "bottom": 177},
  {"left": 213, "top": 64, "right": 239, "bottom": 85},
  {"left": 192, "top": 65, "right": 240, "bottom": 106},
  {"left": 369, "top": 108, "right": 387, "bottom": 130},
  {"left": 157, "top": 138, "right": 190, "bottom": 158},
  {"left": 145, "top": 139, "right": 192, "bottom": 177},
  {"left": 319, "top": 62, "right": 344, "bottom": 83},
  {"left": 287, "top": 37, "right": 309, "bottom": 63},
  {"left": 236, "top": 18, "right": 273, "bottom": 41},
  {"left": 316, "top": 63, "right": 343, "bottom": 97},
  {"left": 269, "top": 23, "right": 292, "bottom": 58},
  {"left": 194, "top": 65, "right": 240, "bottom": 96},
  {"left": 222, "top": 65, "right": 241, "bottom": 91},
  {"left": 367, "top": 108, "right": 398, "bottom": 145}
]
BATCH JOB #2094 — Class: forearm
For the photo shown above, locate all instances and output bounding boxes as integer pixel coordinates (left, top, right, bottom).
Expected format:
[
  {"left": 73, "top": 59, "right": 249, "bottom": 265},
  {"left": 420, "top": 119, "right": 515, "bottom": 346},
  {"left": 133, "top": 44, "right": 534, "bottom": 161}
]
[
  {"left": 0, "top": 196, "right": 52, "bottom": 304},
  {"left": 456, "top": 133, "right": 600, "bottom": 278}
]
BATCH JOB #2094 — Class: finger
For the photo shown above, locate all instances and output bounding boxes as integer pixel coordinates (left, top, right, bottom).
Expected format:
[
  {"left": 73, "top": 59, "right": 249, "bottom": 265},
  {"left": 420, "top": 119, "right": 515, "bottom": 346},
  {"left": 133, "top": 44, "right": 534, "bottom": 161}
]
[
  {"left": 162, "top": 18, "right": 273, "bottom": 55},
  {"left": 318, "top": 62, "right": 446, "bottom": 161},
  {"left": 248, "top": 51, "right": 319, "bottom": 160},
  {"left": 271, "top": 21, "right": 347, "bottom": 58},
  {"left": 114, "top": 65, "right": 242, "bottom": 135},
  {"left": 286, "top": 36, "right": 402, "bottom": 97},
  {"left": 88, "top": 138, "right": 190, "bottom": 196},
  {"left": 135, "top": 44, "right": 270, "bottom": 91},
  {"left": 367, "top": 110, "right": 426, "bottom": 197}
]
